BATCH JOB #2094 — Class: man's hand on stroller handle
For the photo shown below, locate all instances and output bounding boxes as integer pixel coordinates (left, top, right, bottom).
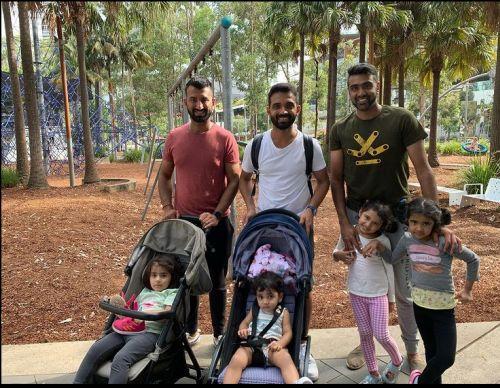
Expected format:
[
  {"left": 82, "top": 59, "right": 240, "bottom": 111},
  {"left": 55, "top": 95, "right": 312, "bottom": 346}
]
[{"left": 200, "top": 212, "right": 219, "bottom": 229}]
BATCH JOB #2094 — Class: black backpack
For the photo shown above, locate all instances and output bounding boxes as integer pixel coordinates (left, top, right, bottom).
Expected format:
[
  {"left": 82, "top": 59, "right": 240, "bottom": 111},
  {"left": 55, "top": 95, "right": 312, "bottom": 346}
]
[{"left": 250, "top": 132, "right": 314, "bottom": 197}]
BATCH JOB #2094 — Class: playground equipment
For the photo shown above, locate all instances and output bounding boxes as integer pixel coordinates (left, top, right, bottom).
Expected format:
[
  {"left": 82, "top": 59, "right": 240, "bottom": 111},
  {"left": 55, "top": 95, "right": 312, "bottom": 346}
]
[
  {"left": 461, "top": 137, "right": 488, "bottom": 155},
  {"left": 141, "top": 17, "right": 234, "bottom": 222},
  {"left": 1, "top": 36, "right": 158, "bottom": 178}
]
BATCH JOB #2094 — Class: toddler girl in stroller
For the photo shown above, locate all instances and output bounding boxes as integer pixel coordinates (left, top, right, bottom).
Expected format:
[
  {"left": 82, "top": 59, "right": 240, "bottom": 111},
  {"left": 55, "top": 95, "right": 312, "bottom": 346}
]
[
  {"left": 223, "top": 271, "right": 312, "bottom": 384},
  {"left": 73, "top": 254, "right": 181, "bottom": 384}
]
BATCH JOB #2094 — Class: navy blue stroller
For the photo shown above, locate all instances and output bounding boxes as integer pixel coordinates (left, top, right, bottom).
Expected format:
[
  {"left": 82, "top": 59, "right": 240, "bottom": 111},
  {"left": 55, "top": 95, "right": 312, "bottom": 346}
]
[{"left": 206, "top": 209, "right": 314, "bottom": 384}]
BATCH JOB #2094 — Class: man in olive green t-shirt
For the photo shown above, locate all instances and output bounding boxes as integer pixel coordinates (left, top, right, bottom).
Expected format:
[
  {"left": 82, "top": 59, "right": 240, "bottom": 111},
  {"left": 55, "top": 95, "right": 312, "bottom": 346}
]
[{"left": 329, "top": 63, "right": 460, "bottom": 373}]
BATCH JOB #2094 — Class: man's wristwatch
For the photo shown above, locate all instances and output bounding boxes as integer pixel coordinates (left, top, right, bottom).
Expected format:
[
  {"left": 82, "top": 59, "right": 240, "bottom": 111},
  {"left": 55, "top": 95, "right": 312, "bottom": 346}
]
[
  {"left": 213, "top": 211, "right": 222, "bottom": 220},
  {"left": 306, "top": 204, "right": 317, "bottom": 216}
]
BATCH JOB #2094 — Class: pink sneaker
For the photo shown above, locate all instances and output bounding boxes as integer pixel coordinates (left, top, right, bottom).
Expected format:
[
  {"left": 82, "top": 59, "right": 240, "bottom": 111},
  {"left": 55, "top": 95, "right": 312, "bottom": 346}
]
[
  {"left": 112, "top": 317, "right": 146, "bottom": 335},
  {"left": 409, "top": 369, "right": 422, "bottom": 384}
]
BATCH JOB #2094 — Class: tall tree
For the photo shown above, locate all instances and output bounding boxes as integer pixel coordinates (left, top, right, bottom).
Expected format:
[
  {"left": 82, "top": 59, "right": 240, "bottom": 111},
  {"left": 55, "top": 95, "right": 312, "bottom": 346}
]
[
  {"left": 417, "top": 3, "right": 494, "bottom": 167},
  {"left": 2, "top": 2, "right": 29, "bottom": 184},
  {"left": 17, "top": 2, "right": 48, "bottom": 188}
]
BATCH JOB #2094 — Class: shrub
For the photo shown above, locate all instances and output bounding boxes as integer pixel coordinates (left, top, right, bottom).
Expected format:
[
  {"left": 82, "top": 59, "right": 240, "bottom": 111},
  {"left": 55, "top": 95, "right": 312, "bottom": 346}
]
[
  {"left": 94, "top": 146, "right": 109, "bottom": 158},
  {"left": 457, "top": 156, "right": 500, "bottom": 194},
  {"left": 109, "top": 153, "right": 116, "bottom": 163},
  {"left": 1, "top": 167, "right": 20, "bottom": 188},
  {"left": 123, "top": 149, "right": 143, "bottom": 163}
]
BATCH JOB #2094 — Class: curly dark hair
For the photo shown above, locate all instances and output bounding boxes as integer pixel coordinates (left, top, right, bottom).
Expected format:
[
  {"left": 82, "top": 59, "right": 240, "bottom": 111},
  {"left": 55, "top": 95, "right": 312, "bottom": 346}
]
[
  {"left": 142, "top": 253, "right": 182, "bottom": 290},
  {"left": 252, "top": 271, "right": 284, "bottom": 294},
  {"left": 359, "top": 200, "right": 398, "bottom": 234},
  {"left": 267, "top": 82, "right": 298, "bottom": 105},
  {"left": 185, "top": 76, "right": 213, "bottom": 93},
  {"left": 406, "top": 197, "right": 451, "bottom": 233}
]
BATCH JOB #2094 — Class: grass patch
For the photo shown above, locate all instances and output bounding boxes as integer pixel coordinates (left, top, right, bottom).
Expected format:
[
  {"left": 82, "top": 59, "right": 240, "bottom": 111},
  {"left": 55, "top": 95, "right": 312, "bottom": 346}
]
[{"left": 1, "top": 167, "right": 20, "bottom": 188}]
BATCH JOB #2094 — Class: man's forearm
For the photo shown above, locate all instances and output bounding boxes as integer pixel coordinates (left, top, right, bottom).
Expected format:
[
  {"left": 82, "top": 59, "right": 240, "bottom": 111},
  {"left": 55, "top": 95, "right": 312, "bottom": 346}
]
[
  {"left": 417, "top": 168, "right": 438, "bottom": 201},
  {"left": 239, "top": 177, "right": 256, "bottom": 210},
  {"left": 310, "top": 174, "right": 330, "bottom": 209},
  {"left": 215, "top": 178, "right": 239, "bottom": 214},
  {"left": 158, "top": 172, "right": 173, "bottom": 208},
  {"left": 330, "top": 177, "right": 349, "bottom": 225}
]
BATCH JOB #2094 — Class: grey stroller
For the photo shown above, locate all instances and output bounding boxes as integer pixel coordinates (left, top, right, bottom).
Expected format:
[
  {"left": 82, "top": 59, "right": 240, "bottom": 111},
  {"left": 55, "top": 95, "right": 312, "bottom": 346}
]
[{"left": 93, "top": 218, "right": 211, "bottom": 384}]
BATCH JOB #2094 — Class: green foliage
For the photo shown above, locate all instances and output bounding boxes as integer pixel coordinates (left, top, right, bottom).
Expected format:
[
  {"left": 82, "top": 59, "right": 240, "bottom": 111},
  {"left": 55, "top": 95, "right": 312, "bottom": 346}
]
[
  {"left": 109, "top": 153, "right": 116, "bottom": 163},
  {"left": 457, "top": 156, "right": 500, "bottom": 194},
  {"left": 1, "top": 167, "right": 20, "bottom": 188},
  {"left": 438, "top": 140, "right": 466, "bottom": 155},
  {"left": 94, "top": 146, "right": 109, "bottom": 158},
  {"left": 123, "top": 149, "right": 143, "bottom": 163}
]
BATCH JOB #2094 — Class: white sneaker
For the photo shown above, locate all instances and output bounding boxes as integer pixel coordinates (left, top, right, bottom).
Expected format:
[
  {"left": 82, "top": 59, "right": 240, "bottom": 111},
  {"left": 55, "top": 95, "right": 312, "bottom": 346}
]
[
  {"left": 213, "top": 334, "right": 222, "bottom": 347},
  {"left": 294, "top": 376, "right": 313, "bottom": 384},
  {"left": 186, "top": 329, "right": 201, "bottom": 346},
  {"left": 300, "top": 342, "right": 319, "bottom": 382}
]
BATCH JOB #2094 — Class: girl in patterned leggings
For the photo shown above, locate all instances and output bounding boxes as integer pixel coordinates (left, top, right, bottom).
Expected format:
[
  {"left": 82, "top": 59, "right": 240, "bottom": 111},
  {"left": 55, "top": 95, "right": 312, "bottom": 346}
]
[{"left": 333, "top": 200, "right": 403, "bottom": 384}]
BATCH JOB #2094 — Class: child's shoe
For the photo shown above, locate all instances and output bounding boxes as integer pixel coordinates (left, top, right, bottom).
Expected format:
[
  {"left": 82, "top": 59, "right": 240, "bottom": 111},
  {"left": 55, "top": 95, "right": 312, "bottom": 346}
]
[
  {"left": 360, "top": 373, "right": 383, "bottom": 384},
  {"left": 112, "top": 317, "right": 146, "bottom": 335},
  {"left": 294, "top": 376, "right": 313, "bottom": 384},
  {"left": 409, "top": 369, "right": 422, "bottom": 384}
]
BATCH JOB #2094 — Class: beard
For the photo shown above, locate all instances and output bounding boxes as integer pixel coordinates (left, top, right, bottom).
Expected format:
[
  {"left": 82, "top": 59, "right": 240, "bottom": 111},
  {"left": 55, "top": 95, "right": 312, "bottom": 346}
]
[
  {"left": 188, "top": 107, "right": 212, "bottom": 123},
  {"left": 270, "top": 113, "right": 296, "bottom": 130},
  {"left": 351, "top": 94, "right": 377, "bottom": 111}
]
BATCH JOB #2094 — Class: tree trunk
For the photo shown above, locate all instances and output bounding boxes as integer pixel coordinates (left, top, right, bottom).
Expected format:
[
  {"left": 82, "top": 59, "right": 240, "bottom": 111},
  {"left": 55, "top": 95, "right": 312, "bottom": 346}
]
[
  {"left": 75, "top": 13, "right": 100, "bottom": 183},
  {"left": 18, "top": 2, "right": 48, "bottom": 188},
  {"left": 379, "top": 68, "right": 384, "bottom": 103},
  {"left": 95, "top": 81, "right": 102, "bottom": 146},
  {"left": 490, "top": 30, "right": 500, "bottom": 164},
  {"left": 2, "top": 2, "right": 29, "bottom": 184},
  {"left": 108, "top": 66, "right": 117, "bottom": 158},
  {"left": 398, "top": 60, "right": 405, "bottom": 107},
  {"left": 327, "top": 25, "right": 340, "bottom": 149},
  {"left": 368, "top": 30, "right": 375, "bottom": 64},
  {"left": 419, "top": 82, "right": 426, "bottom": 128},
  {"left": 358, "top": 23, "right": 366, "bottom": 63},
  {"left": 428, "top": 69, "right": 441, "bottom": 167},
  {"left": 298, "top": 33, "right": 305, "bottom": 132},
  {"left": 383, "top": 63, "right": 392, "bottom": 106},
  {"left": 129, "top": 74, "right": 138, "bottom": 150},
  {"left": 314, "top": 58, "right": 319, "bottom": 138}
]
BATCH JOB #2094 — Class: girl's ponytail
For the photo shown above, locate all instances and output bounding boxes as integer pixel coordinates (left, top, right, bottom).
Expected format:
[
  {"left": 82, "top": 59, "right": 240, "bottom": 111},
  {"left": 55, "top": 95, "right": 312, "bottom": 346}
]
[{"left": 440, "top": 207, "right": 452, "bottom": 226}]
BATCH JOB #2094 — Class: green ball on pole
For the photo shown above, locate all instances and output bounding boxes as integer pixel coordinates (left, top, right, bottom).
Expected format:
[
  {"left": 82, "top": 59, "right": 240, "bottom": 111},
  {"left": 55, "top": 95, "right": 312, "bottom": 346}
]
[{"left": 220, "top": 16, "right": 232, "bottom": 29}]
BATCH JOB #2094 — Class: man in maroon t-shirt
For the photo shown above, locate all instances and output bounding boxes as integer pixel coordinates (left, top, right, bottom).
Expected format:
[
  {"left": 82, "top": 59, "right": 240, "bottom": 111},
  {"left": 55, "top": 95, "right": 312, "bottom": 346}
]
[{"left": 158, "top": 76, "right": 240, "bottom": 346}]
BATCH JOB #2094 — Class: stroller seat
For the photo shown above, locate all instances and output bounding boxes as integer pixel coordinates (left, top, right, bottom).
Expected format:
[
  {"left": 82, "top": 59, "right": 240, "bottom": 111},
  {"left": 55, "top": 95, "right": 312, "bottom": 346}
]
[{"left": 208, "top": 209, "right": 313, "bottom": 384}]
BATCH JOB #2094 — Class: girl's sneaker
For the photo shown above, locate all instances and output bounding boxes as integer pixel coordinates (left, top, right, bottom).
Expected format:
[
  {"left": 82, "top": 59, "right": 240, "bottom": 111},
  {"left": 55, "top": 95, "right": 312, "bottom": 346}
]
[
  {"left": 112, "top": 317, "right": 146, "bottom": 335},
  {"left": 360, "top": 373, "right": 383, "bottom": 384},
  {"left": 294, "top": 376, "right": 313, "bottom": 384},
  {"left": 409, "top": 369, "right": 422, "bottom": 384}
]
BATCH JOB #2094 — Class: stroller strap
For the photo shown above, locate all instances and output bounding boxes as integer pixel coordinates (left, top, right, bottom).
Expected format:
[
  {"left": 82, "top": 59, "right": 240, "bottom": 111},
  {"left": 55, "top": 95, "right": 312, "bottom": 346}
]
[{"left": 240, "top": 301, "right": 283, "bottom": 350}]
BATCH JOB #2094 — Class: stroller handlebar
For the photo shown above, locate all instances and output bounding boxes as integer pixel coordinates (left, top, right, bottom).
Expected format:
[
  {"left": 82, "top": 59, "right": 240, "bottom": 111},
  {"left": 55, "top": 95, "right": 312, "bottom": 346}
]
[{"left": 99, "top": 300, "right": 176, "bottom": 321}]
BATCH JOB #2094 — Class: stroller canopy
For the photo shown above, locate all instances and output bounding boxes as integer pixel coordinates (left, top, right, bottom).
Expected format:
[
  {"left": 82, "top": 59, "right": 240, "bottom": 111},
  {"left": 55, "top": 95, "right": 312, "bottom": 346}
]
[
  {"left": 232, "top": 209, "right": 313, "bottom": 282},
  {"left": 129, "top": 219, "right": 211, "bottom": 295}
]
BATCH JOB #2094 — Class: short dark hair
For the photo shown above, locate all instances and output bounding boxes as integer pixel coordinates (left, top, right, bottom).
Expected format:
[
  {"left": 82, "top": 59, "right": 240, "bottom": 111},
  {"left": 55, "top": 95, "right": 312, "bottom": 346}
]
[
  {"left": 268, "top": 83, "right": 298, "bottom": 105},
  {"left": 185, "top": 76, "right": 212, "bottom": 93},
  {"left": 142, "top": 253, "right": 182, "bottom": 290},
  {"left": 252, "top": 271, "right": 284, "bottom": 294},
  {"left": 406, "top": 197, "right": 452, "bottom": 233},
  {"left": 347, "top": 63, "right": 378, "bottom": 81},
  {"left": 360, "top": 200, "right": 398, "bottom": 234}
]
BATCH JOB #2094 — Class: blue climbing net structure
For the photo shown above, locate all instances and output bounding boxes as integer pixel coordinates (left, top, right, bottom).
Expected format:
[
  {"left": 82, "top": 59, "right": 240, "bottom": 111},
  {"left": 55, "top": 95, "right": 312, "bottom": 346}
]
[{"left": 1, "top": 43, "right": 156, "bottom": 175}]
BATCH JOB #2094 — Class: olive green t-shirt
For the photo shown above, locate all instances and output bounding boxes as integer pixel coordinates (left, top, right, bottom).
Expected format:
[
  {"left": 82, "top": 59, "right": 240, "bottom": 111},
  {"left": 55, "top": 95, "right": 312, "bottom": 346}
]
[{"left": 329, "top": 106, "right": 427, "bottom": 208}]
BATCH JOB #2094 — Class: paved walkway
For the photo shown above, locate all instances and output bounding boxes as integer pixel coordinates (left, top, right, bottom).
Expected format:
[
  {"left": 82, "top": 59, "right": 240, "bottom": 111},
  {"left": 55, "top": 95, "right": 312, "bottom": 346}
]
[{"left": 2, "top": 321, "right": 499, "bottom": 384}]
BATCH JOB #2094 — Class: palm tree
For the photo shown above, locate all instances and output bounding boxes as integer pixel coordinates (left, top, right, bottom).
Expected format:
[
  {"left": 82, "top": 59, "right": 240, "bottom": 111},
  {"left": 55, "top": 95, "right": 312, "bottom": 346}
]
[
  {"left": 476, "top": 2, "right": 500, "bottom": 163},
  {"left": 17, "top": 2, "right": 48, "bottom": 188},
  {"left": 417, "top": 3, "right": 494, "bottom": 167},
  {"left": 2, "top": 2, "right": 29, "bottom": 184},
  {"left": 44, "top": 1, "right": 101, "bottom": 183}
]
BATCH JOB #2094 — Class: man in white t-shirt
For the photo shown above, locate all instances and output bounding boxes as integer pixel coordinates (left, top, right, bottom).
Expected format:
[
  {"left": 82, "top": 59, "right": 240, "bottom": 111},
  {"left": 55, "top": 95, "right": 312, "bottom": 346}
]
[{"left": 239, "top": 83, "right": 330, "bottom": 381}]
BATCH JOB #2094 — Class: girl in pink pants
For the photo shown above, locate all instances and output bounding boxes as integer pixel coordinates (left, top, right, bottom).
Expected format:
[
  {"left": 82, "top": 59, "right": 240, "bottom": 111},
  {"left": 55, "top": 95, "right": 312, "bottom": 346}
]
[{"left": 333, "top": 200, "right": 403, "bottom": 384}]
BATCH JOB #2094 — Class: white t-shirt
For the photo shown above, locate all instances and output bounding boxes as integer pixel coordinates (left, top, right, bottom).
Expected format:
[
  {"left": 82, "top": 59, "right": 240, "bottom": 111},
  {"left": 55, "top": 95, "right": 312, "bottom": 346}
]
[
  {"left": 334, "top": 233, "right": 395, "bottom": 301},
  {"left": 241, "top": 130, "right": 326, "bottom": 215}
]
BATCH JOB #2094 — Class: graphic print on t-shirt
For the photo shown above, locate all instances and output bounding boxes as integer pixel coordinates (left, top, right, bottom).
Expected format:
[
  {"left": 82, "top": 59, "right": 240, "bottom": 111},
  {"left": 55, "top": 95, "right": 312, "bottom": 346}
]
[
  {"left": 347, "top": 131, "right": 389, "bottom": 166},
  {"left": 408, "top": 244, "right": 443, "bottom": 274}
]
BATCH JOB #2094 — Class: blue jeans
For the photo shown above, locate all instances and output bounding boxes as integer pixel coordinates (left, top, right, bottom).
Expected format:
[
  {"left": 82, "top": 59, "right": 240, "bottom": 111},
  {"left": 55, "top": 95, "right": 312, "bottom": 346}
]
[{"left": 73, "top": 331, "right": 158, "bottom": 384}]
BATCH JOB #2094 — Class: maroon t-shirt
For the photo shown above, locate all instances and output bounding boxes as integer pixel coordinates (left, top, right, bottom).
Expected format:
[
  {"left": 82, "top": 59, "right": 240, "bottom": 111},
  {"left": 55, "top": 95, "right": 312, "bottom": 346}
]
[{"left": 163, "top": 123, "right": 239, "bottom": 217}]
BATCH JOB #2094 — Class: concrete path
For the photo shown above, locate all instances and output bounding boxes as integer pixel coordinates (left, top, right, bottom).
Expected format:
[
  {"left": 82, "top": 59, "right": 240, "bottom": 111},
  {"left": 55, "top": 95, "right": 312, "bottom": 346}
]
[{"left": 2, "top": 322, "right": 499, "bottom": 384}]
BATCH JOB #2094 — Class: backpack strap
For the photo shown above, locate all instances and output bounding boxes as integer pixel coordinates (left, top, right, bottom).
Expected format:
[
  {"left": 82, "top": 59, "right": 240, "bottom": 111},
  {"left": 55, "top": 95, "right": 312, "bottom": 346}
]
[
  {"left": 250, "top": 133, "right": 264, "bottom": 197},
  {"left": 303, "top": 134, "right": 314, "bottom": 197}
]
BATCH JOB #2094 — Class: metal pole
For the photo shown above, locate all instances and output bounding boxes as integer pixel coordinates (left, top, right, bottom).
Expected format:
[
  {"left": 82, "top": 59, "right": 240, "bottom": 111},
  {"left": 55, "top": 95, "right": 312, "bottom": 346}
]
[
  {"left": 167, "top": 96, "right": 173, "bottom": 132},
  {"left": 141, "top": 160, "right": 162, "bottom": 221},
  {"left": 56, "top": 15, "right": 75, "bottom": 187},
  {"left": 182, "top": 78, "right": 189, "bottom": 123},
  {"left": 32, "top": 15, "right": 49, "bottom": 174},
  {"left": 465, "top": 82, "right": 469, "bottom": 136},
  {"left": 144, "top": 114, "right": 153, "bottom": 176}
]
